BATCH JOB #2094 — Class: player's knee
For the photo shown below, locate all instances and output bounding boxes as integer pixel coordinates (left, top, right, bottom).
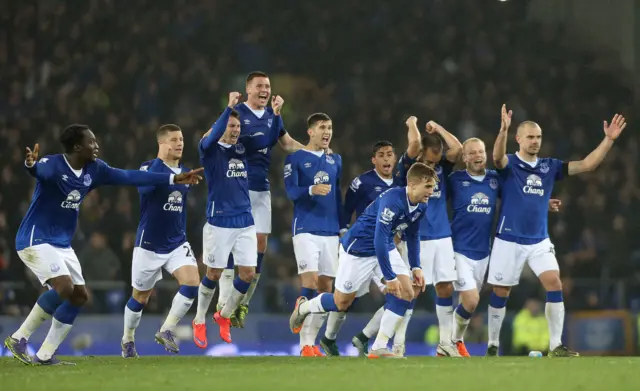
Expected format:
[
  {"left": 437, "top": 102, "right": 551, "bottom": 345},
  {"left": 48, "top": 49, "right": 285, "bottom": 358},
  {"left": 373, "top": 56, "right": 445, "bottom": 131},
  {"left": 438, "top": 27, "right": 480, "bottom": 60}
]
[
  {"left": 335, "top": 297, "right": 353, "bottom": 312},
  {"left": 69, "top": 286, "right": 89, "bottom": 306},
  {"left": 132, "top": 289, "right": 152, "bottom": 304},
  {"left": 435, "top": 281, "right": 454, "bottom": 297},
  {"left": 256, "top": 234, "right": 268, "bottom": 253},
  {"left": 462, "top": 291, "right": 480, "bottom": 312},
  {"left": 238, "top": 267, "right": 255, "bottom": 282},
  {"left": 541, "top": 275, "right": 562, "bottom": 292},
  {"left": 206, "top": 267, "right": 222, "bottom": 281},
  {"left": 49, "top": 276, "right": 74, "bottom": 299},
  {"left": 492, "top": 285, "right": 511, "bottom": 297}
]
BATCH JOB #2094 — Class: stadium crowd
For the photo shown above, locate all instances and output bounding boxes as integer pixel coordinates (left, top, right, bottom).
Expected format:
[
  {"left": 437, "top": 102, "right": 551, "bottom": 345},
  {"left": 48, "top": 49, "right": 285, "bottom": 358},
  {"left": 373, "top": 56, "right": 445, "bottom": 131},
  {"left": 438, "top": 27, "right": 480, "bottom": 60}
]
[{"left": 0, "top": 0, "right": 635, "bottom": 319}]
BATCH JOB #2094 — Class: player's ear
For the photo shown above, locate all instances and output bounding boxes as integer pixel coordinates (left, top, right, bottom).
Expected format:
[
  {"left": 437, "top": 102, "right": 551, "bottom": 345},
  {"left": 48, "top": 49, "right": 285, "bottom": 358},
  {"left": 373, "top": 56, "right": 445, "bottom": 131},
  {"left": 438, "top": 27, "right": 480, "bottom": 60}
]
[{"left": 371, "top": 156, "right": 376, "bottom": 165}]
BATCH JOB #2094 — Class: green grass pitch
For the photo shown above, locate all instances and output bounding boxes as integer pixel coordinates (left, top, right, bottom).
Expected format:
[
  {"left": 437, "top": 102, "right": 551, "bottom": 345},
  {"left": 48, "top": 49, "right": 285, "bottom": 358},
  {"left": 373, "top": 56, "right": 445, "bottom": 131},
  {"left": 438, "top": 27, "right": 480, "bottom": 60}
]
[{"left": 1, "top": 356, "right": 640, "bottom": 391}]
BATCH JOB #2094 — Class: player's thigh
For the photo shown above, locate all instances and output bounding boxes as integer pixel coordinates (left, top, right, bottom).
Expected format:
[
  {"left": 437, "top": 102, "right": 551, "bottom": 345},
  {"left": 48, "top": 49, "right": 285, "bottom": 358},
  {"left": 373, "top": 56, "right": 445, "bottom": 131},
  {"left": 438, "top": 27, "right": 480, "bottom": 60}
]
[
  {"left": 370, "top": 265, "right": 386, "bottom": 293},
  {"left": 335, "top": 247, "right": 377, "bottom": 296},
  {"left": 433, "top": 237, "right": 457, "bottom": 284},
  {"left": 166, "top": 242, "right": 199, "bottom": 285},
  {"left": 318, "top": 236, "right": 339, "bottom": 278},
  {"left": 249, "top": 190, "right": 272, "bottom": 234},
  {"left": 487, "top": 237, "right": 526, "bottom": 286},
  {"left": 18, "top": 244, "right": 74, "bottom": 286},
  {"left": 526, "top": 239, "right": 560, "bottom": 278},
  {"left": 453, "top": 253, "right": 488, "bottom": 292},
  {"left": 202, "top": 223, "right": 236, "bottom": 269},
  {"left": 292, "top": 233, "right": 321, "bottom": 275},
  {"left": 231, "top": 226, "right": 258, "bottom": 267},
  {"left": 419, "top": 240, "right": 437, "bottom": 285},
  {"left": 131, "top": 247, "right": 166, "bottom": 291}
]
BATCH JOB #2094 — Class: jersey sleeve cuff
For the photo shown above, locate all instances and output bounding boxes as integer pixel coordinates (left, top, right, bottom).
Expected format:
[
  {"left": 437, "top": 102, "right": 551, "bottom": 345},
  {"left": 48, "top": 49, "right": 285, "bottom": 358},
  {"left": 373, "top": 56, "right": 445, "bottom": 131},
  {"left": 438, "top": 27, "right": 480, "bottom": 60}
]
[
  {"left": 308, "top": 186, "right": 314, "bottom": 196},
  {"left": 169, "top": 174, "right": 175, "bottom": 185}
]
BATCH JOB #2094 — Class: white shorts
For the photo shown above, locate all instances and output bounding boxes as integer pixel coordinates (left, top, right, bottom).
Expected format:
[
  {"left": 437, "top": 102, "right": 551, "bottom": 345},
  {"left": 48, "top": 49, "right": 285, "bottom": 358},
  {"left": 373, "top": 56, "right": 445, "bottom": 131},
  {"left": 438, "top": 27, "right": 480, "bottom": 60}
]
[
  {"left": 292, "top": 233, "right": 339, "bottom": 277},
  {"left": 487, "top": 237, "right": 559, "bottom": 286},
  {"left": 202, "top": 223, "right": 257, "bottom": 269},
  {"left": 249, "top": 190, "right": 272, "bottom": 234},
  {"left": 400, "top": 238, "right": 456, "bottom": 285},
  {"left": 17, "top": 244, "right": 85, "bottom": 286},
  {"left": 453, "top": 253, "right": 489, "bottom": 292},
  {"left": 371, "top": 265, "right": 385, "bottom": 292},
  {"left": 131, "top": 242, "right": 197, "bottom": 291},
  {"left": 335, "top": 246, "right": 409, "bottom": 297}
]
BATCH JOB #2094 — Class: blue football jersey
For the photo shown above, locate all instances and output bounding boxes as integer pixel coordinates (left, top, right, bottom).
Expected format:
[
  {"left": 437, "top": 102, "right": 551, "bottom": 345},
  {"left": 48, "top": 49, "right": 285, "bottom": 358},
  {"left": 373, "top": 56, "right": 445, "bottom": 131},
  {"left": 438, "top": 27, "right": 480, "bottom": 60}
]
[
  {"left": 344, "top": 169, "right": 401, "bottom": 221},
  {"left": 200, "top": 107, "right": 258, "bottom": 229},
  {"left": 135, "top": 158, "right": 191, "bottom": 254},
  {"left": 496, "top": 153, "right": 564, "bottom": 243},
  {"left": 284, "top": 150, "right": 346, "bottom": 236},
  {"left": 395, "top": 152, "right": 454, "bottom": 240},
  {"left": 448, "top": 169, "right": 500, "bottom": 260},
  {"left": 341, "top": 187, "right": 426, "bottom": 281},
  {"left": 235, "top": 103, "right": 284, "bottom": 192},
  {"left": 16, "top": 154, "right": 174, "bottom": 250}
]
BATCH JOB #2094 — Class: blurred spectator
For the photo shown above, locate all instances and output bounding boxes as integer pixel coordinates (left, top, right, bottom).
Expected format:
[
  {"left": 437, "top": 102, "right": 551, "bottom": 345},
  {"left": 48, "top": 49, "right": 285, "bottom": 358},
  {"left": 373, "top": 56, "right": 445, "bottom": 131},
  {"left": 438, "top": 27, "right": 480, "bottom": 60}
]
[{"left": 512, "top": 299, "right": 549, "bottom": 355}]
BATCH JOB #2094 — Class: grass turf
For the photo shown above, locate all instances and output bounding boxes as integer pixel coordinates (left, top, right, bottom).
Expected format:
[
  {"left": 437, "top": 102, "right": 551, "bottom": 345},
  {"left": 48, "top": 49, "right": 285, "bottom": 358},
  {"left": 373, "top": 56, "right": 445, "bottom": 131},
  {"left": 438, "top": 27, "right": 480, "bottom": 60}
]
[{"left": 1, "top": 356, "right": 640, "bottom": 391}]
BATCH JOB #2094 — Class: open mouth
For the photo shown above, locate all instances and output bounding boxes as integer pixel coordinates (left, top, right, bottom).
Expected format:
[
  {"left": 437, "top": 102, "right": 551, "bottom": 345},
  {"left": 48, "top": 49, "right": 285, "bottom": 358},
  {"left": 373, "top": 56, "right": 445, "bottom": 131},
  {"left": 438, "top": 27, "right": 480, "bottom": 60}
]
[
  {"left": 92, "top": 151, "right": 98, "bottom": 158},
  {"left": 382, "top": 164, "right": 392, "bottom": 170},
  {"left": 321, "top": 135, "right": 330, "bottom": 143},
  {"left": 258, "top": 93, "right": 268, "bottom": 101}
]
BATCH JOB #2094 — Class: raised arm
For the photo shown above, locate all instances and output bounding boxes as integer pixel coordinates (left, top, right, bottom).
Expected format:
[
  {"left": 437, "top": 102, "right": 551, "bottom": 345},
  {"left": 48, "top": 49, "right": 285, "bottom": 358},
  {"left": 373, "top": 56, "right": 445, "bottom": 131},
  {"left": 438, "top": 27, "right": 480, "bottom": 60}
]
[
  {"left": 426, "top": 121, "right": 462, "bottom": 163},
  {"left": 24, "top": 144, "right": 55, "bottom": 182},
  {"left": 200, "top": 92, "right": 240, "bottom": 151},
  {"left": 99, "top": 162, "right": 202, "bottom": 187},
  {"left": 493, "top": 104, "right": 512, "bottom": 169},
  {"left": 567, "top": 114, "right": 626, "bottom": 176},
  {"left": 406, "top": 116, "right": 421, "bottom": 159},
  {"left": 270, "top": 94, "right": 304, "bottom": 153}
]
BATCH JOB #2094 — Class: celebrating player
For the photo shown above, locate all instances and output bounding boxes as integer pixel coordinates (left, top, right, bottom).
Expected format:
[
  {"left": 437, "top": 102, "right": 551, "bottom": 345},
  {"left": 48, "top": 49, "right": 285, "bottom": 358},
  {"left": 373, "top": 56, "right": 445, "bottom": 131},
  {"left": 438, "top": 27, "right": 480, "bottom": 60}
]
[
  {"left": 289, "top": 163, "right": 436, "bottom": 359},
  {"left": 192, "top": 92, "right": 264, "bottom": 347},
  {"left": 337, "top": 140, "right": 399, "bottom": 356},
  {"left": 3, "top": 124, "right": 202, "bottom": 365},
  {"left": 486, "top": 105, "right": 626, "bottom": 357},
  {"left": 394, "top": 117, "right": 463, "bottom": 356},
  {"left": 121, "top": 124, "right": 200, "bottom": 358},
  {"left": 284, "top": 113, "right": 347, "bottom": 356},
  {"left": 217, "top": 71, "right": 305, "bottom": 328}
]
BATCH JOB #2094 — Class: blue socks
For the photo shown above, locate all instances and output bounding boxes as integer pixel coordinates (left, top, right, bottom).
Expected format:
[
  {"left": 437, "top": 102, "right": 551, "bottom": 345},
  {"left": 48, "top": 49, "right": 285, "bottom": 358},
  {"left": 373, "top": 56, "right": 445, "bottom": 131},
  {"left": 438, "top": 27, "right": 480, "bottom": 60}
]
[
  {"left": 36, "top": 289, "right": 63, "bottom": 315},
  {"left": 53, "top": 301, "right": 81, "bottom": 325},
  {"left": 233, "top": 277, "right": 251, "bottom": 294},
  {"left": 490, "top": 292, "right": 508, "bottom": 309},
  {"left": 178, "top": 285, "right": 198, "bottom": 299},
  {"left": 201, "top": 276, "right": 217, "bottom": 290}
]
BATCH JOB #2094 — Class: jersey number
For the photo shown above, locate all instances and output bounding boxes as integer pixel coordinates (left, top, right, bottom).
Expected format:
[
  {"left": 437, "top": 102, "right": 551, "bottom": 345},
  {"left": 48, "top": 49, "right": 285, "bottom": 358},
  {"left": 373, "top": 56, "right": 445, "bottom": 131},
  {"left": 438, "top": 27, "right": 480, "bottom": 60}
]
[{"left": 183, "top": 245, "right": 192, "bottom": 258}]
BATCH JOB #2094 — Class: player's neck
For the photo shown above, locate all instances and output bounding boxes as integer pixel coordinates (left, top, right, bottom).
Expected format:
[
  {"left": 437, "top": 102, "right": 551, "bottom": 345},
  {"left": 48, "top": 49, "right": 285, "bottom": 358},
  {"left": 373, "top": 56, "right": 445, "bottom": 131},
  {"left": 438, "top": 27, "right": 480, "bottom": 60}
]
[
  {"left": 305, "top": 143, "right": 324, "bottom": 152},
  {"left": 64, "top": 153, "right": 85, "bottom": 170},
  {"left": 517, "top": 150, "right": 537, "bottom": 162},
  {"left": 374, "top": 168, "right": 392, "bottom": 180},
  {"left": 245, "top": 101, "right": 264, "bottom": 111},
  {"left": 159, "top": 156, "right": 180, "bottom": 168},
  {"left": 466, "top": 168, "right": 486, "bottom": 176}
]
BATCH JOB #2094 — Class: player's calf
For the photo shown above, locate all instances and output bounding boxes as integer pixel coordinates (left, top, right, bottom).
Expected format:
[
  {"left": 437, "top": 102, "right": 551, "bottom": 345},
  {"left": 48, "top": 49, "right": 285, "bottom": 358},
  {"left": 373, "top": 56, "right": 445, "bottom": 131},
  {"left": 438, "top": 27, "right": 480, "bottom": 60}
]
[
  {"left": 486, "top": 285, "right": 511, "bottom": 356},
  {"left": 122, "top": 288, "right": 151, "bottom": 357},
  {"left": 538, "top": 270, "right": 572, "bottom": 354},
  {"left": 215, "top": 266, "right": 254, "bottom": 343}
]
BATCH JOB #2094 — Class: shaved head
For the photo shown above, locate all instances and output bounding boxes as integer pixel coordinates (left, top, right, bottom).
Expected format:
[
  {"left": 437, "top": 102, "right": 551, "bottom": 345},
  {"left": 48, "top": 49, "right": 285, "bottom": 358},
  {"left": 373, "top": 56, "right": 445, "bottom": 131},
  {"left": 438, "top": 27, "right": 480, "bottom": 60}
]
[
  {"left": 516, "top": 121, "right": 541, "bottom": 136},
  {"left": 516, "top": 121, "right": 542, "bottom": 158}
]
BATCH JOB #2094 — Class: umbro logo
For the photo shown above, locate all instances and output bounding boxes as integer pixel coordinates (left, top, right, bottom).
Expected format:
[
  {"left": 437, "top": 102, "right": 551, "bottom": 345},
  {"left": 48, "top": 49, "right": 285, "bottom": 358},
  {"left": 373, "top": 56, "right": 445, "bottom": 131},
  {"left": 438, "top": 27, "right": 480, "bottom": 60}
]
[
  {"left": 62, "top": 175, "right": 68, "bottom": 181},
  {"left": 244, "top": 119, "right": 251, "bottom": 125}
]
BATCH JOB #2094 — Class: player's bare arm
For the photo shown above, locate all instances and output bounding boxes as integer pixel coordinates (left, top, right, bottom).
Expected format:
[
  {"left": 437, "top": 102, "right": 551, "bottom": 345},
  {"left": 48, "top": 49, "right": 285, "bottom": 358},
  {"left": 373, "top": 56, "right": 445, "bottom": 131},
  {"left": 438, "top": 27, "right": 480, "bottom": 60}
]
[
  {"left": 25, "top": 143, "right": 40, "bottom": 167},
  {"left": 273, "top": 95, "right": 305, "bottom": 153},
  {"left": 567, "top": 114, "right": 627, "bottom": 176},
  {"left": 493, "top": 104, "right": 513, "bottom": 169},
  {"left": 426, "top": 121, "right": 462, "bottom": 163},
  {"left": 406, "top": 116, "right": 421, "bottom": 159}
]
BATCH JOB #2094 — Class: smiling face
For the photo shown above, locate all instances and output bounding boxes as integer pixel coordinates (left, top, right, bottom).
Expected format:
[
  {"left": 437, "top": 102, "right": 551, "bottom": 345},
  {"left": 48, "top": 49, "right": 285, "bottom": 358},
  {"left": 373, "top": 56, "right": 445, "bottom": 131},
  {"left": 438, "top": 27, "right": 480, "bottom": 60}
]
[
  {"left": 462, "top": 138, "right": 487, "bottom": 175},
  {"left": 246, "top": 76, "right": 271, "bottom": 110},
  {"left": 372, "top": 145, "right": 396, "bottom": 178}
]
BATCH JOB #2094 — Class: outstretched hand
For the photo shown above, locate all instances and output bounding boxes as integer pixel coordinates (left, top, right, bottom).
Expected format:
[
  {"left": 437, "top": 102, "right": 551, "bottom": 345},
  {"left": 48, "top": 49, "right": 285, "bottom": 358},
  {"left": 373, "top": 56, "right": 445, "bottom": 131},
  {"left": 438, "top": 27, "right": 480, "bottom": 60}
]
[
  {"left": 175, "top": 167, "right": 204, "bottom": 185},
  {"left": 603, "top": 114, "right": 627, "bottom": 141},
  {"left": 26, "top": 143, "right": 40, "bottom": 167}
]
